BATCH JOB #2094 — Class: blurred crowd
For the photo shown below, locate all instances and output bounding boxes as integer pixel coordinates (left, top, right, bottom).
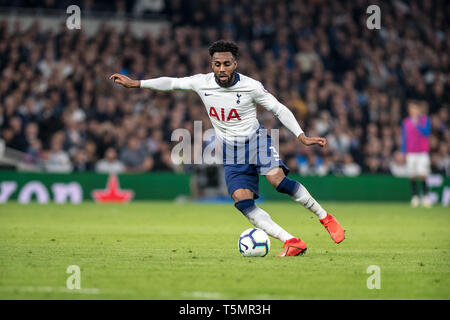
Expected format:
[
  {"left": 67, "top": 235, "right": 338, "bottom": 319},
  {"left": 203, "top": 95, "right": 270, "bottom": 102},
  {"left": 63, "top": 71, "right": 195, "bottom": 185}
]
[{"left": 0, "top": 0, "right": 449, "bottom": 176}]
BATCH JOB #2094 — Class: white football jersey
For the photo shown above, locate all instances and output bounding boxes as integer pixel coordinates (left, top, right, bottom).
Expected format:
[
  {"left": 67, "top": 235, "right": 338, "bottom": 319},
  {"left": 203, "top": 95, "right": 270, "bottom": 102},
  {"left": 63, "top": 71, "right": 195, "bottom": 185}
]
[{"left": 140, "top": 72, "right": 303, "bottom": 144}]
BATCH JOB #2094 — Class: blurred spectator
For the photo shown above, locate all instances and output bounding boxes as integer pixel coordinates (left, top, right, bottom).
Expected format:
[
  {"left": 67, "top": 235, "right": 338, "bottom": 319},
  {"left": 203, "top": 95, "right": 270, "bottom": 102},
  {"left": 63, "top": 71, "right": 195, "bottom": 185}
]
[
  {"left": 326, "top": 126, "right": 352, "bottom": 155},
  {"left": 151, "top": 142, "right": 175, "bottom": 171},
  {"left": 432, "top": 144, "right": 450, "bottom": 176},
  {"left": 45, "top": 132, "right": 72, "bottom": 172},
  {"left": 390, "top": 151, "right": 409, "bottom": 177},
  {"left": 342, "top": 154, "right": 361, "bottom": 177},
  {"left": 120, "top": 136, "right": 154, "bottom": 173},
  {"left": 7, "top": 117, "right": 27, "bottom": 152},
  {"left": 24, "top": 122, "right": 39, "bottom": 147},
  {"left": 364, "top": 156, "right": 383, "bottom": 174},
  {"left": 95, "top": 147, "right": 125, "bottom": 174},
  {"left": 72, "top": 149, "right": 94, "bottom": 172},
  {"left": 25, "top": 139, "right": 45, "bottom": 168},
  {"left": 63, "top": 113, "right": 86, "bottom": 156},
  {"left": 298, "top": 153, "right": 328, "bottom": 176}
]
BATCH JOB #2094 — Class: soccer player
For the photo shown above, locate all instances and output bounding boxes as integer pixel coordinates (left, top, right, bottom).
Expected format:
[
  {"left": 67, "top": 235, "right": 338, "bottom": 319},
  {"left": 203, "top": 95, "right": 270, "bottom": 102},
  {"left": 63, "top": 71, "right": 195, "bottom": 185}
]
[
  {"left": 402, "top": 100, "right": 432, "bottom": 207},
  {"left": 110, "top": 40, "right": 345, "bottom": 256}
]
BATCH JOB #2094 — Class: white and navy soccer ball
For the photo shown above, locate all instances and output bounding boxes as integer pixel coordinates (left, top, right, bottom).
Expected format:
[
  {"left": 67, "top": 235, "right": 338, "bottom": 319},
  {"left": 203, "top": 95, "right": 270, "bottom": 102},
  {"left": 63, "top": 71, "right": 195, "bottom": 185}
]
[{"left": 238, "top": 228, "right": 270, "bottom": 257}]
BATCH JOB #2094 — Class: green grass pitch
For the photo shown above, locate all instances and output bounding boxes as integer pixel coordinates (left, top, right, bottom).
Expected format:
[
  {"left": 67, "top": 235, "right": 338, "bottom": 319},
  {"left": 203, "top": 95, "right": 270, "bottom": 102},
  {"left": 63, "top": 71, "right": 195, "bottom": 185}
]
[{"left": 0, "top": 201, "right": 449, "bottom": 300}]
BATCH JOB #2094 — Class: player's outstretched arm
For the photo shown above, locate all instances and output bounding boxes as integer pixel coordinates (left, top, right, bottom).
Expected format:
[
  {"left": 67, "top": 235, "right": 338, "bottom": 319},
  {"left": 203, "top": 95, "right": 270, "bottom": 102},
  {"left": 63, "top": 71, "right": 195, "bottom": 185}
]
[
  {"left": 111, "top": 74, "right": 200, "bottom": 92},
  {"left": 109, "top": 74, "right": 140, "bottom": 88},
  {"left": 298, "top": 133, "right": 327, "bottom": 148}
]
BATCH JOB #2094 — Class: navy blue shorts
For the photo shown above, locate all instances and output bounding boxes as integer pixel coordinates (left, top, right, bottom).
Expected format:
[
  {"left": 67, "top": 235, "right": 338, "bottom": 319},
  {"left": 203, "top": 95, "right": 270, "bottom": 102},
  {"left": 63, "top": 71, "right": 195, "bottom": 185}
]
[{"left": 222, "top": 126, "right": 290, "bottom": 199}]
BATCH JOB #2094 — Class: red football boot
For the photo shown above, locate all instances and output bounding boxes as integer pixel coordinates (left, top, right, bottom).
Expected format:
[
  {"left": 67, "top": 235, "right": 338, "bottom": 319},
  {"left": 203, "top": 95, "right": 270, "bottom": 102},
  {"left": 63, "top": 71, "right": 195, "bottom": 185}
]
[
  {"left": 276, "top": 237, "right": 307, "bottom": 257},
  {"left": 320, "top": 213, "right": 345, "bottom": 244}
]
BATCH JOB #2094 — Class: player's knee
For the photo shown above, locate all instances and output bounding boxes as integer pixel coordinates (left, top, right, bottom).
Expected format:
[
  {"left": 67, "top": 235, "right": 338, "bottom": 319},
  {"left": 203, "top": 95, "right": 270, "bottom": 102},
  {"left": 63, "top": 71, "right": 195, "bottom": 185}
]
[
  {"left": 231, "top": 189, "right": 253, "bottom": 202},
  {"left": 266, "top": 167, "right": 286, "bottom": 188}
]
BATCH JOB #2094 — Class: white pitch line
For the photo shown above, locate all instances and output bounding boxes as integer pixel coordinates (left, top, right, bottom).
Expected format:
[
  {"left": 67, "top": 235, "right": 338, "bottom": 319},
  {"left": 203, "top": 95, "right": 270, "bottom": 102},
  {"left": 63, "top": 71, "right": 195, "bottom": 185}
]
[
  {"left": 181, "top": 291, "right": 224, "bottom": 299},
  {"left": 0, "top": 286, "right": 101, "bottom": 294}
]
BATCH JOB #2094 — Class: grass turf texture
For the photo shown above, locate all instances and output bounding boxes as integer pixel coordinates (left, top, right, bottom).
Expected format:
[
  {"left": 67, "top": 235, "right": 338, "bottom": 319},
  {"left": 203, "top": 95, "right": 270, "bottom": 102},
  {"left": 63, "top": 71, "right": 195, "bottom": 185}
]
[{"left": 0, "top": 201, "right": 449, "bottom": 300}]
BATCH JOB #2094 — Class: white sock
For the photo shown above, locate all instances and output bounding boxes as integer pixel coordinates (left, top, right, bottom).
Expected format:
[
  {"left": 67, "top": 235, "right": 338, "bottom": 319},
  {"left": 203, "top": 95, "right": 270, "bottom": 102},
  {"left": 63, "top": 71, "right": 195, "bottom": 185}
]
[
  {"left": 291, "top": 183, "right": 327, "bottom": 220},
  {"left": 245, "top": 206, "right": 294, "bottom": 242}
]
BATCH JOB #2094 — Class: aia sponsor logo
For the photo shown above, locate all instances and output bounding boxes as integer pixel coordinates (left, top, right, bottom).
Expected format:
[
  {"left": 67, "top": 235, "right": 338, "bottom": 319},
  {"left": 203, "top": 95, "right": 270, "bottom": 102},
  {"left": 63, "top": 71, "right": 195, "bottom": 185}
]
[{"left": 208, "top": 107, "right": 241, "bottom": 122}]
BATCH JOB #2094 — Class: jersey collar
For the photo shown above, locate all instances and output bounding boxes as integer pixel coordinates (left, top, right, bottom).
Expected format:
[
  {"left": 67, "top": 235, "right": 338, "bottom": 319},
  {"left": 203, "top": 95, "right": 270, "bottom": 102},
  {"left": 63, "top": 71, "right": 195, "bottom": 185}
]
[{"left": 215, "top": 72, "right": 240, "bottom": 88}]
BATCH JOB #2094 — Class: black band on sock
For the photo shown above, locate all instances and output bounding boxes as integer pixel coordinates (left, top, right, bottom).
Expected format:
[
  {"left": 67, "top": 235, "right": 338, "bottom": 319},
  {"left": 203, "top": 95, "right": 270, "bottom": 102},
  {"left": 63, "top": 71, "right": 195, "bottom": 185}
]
[
  {"left": 276, "top": 177, "right": 300, "bottom": 196},
  {"left": 234, "top": 199, "right": 256, "bottom": 216},
  {"left": 421, "top": 180, "right": 429, "bottom": 195},
  {"left": 411, "top": 179, "right": 418, "bottom": 196}
]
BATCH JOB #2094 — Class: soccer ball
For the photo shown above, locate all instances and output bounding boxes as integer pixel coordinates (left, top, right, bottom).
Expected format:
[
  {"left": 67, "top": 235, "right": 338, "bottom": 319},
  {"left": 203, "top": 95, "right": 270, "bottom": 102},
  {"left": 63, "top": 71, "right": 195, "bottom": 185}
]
[{"left": 238, "top": 228, "right": 270, "bottom": 257}]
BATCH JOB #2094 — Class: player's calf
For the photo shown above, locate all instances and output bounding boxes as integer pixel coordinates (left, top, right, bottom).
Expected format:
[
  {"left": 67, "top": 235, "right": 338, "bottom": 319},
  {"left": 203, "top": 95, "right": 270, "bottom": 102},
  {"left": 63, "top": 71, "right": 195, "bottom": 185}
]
[
  {"left": 234, "top": 198, "right": 295, "bottom": 243},
  {"left": 276, "top": 177, "right": 345, "bottom": 244},
  {"left": 276, "top": 177, "right": 327, "bottom": 219}
]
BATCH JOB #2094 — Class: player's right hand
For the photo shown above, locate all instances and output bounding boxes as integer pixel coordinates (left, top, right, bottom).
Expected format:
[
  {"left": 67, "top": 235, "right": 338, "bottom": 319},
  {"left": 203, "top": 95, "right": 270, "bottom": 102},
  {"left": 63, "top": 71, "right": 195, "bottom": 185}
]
[
  {"left": 298, "top": 133, "right": 327, "bottom": 148},
  {"left": 109, "top": 74, "right": 140, "bottom": 88}
]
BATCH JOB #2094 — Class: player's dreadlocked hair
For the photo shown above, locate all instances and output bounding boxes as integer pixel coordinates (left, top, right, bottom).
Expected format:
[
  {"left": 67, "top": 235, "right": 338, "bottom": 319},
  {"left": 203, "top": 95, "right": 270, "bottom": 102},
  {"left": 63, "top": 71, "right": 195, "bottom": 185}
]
[{"left": 208, "top": 40, "right": 239, "bottom": 59}]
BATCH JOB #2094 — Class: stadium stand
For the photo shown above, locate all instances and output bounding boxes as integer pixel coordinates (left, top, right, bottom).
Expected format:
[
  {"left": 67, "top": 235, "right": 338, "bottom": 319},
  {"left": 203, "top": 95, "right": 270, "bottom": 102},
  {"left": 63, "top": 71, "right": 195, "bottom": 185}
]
[{"left": 0, "top": 0, "right": 448, "bottom": 176}]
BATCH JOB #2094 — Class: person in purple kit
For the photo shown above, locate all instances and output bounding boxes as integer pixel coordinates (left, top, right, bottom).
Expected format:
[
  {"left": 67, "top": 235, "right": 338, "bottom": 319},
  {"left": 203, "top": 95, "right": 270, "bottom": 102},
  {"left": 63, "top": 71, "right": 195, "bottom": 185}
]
[{"left": 401, "top": 101, "right": 432, "bottom": 207}]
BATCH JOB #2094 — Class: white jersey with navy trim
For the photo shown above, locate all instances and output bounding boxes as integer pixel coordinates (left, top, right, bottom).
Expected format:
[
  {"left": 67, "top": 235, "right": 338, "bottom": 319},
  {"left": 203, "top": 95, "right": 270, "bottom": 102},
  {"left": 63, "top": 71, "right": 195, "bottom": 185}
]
[{"left": 140, "top": 72, "right": 304, "bottom": 144}]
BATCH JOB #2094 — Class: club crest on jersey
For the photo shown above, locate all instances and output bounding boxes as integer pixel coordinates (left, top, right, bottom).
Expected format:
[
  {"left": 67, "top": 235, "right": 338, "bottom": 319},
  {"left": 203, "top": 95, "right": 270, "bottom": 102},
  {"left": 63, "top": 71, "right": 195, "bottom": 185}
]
[
  {"left": 236, "top": 93, "right": 242, "bottom": 104},
  {"left": 209, "top": 107, "right": 241, "bottom": 121}
]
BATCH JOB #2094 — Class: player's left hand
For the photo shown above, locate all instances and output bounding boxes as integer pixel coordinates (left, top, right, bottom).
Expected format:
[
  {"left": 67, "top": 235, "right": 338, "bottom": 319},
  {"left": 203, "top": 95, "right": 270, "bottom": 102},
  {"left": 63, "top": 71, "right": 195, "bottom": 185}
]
[
  {"left": 298, "top": 134, "right": 327, "bottom": 147},
  {"left": 109, "top": 73, "right": 140, "bottom": 88}
]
